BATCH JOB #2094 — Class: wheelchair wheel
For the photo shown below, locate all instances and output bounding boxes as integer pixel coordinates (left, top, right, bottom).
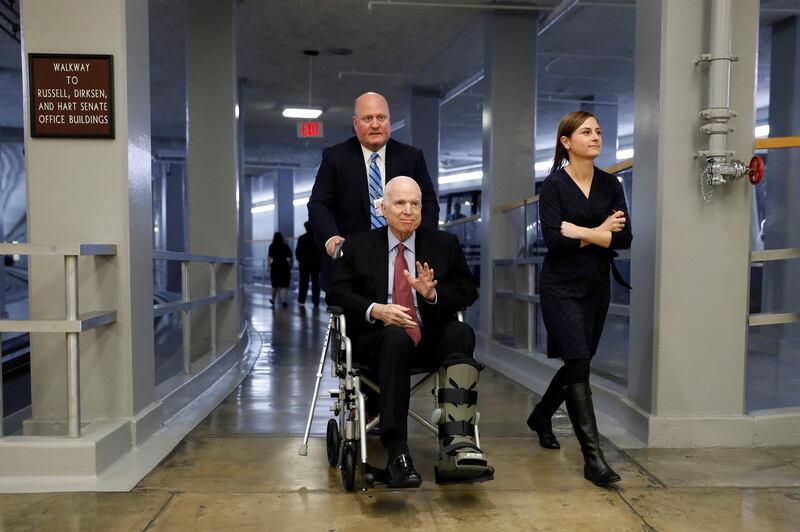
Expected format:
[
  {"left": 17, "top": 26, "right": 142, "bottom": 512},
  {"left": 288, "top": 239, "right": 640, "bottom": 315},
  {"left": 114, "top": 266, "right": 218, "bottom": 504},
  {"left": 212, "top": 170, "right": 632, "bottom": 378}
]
[
  {"left": 341, "top": 442, "right": 357, "bottom": 492},
  {"left": 326, "top": 418, "right": 340, "bottom": 467}
]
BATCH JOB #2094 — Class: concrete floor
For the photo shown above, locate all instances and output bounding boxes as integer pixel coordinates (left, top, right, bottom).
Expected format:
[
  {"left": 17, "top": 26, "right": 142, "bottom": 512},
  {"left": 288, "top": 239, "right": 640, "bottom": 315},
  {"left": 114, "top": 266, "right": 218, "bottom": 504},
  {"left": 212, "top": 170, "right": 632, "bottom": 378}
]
[{"left": 1, "top": 287, "right": 799, "bottom": 531}]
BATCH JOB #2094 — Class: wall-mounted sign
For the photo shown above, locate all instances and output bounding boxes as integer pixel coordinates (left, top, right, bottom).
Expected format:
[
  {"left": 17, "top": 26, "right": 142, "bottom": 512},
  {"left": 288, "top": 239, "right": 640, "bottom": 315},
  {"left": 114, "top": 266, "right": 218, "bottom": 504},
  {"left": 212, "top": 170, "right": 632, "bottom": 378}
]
[
  {"left": 28, "top": 53, "right": 114, "bottom": 138},
  {"left": 297, "top": 121, "right": 323, "bottom": 138}
]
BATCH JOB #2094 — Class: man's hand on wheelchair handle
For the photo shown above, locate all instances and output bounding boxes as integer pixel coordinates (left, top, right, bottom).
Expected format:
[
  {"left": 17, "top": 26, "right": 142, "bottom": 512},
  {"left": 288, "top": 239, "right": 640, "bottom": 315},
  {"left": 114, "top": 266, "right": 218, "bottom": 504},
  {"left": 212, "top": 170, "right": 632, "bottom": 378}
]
[
  {"left": 404, "top": 261, "right": 437, "bottom": 301},
  {"left": 370, "top": 304, "right": 417, "bottom": 328},
  {"left": 325, "top": 235, "right": 345, "bottom": 258}
]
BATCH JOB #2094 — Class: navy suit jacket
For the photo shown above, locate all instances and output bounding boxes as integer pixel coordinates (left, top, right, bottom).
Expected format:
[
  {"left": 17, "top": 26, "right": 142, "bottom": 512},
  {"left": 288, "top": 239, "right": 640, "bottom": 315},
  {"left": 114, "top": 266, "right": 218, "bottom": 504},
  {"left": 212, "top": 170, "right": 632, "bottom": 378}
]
[
  {"left": 308, "top": 136, "right": 439, "bottom": 287},
  {"left": 325, "top": 227, "right": 477, "bottom": 340}
]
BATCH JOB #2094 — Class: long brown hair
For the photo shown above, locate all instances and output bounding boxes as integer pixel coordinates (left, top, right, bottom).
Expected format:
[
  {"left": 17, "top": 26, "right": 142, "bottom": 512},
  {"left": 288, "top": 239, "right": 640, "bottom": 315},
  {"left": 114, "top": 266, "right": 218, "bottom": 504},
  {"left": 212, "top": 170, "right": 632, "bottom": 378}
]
[{"left": 549, "top": 111, "right": 598, "bottom": 174}]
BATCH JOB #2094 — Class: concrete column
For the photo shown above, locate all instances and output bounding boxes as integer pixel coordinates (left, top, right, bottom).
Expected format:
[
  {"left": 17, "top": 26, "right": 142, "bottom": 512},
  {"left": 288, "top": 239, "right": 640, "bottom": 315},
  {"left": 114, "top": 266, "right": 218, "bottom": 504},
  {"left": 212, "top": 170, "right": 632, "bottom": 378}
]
[
  {"left": 275, "top": 168, "right": 294, "bottom": 238},
  {"left": 629, "top": 0, "right": 757, "bottom": 446},
  {"left": 236, "top": 87, "right": 247, "bottom": 311},
  {"left": 408, "top": 87, "right": 441, "bottom": 198},
  {"left": 239, "top": 176, "right": 253, "bottom": 286},
  {"left": 581, "top": 95, "right": 618, "bottom": 170},
  {"left": 165, "top": 163, "right": 185, "bottom": 292},
  {"left": 21, "top": 0, "right": 155, "bottom": 423},
  {"left": 762, "top": 16, "right": 800, "bottom": 336},
  {"left": 479, "top": 11, "right": 537, "bottom": 336},
  {"left": 187, "top": 0, "right": 240, "bottom": 354}
]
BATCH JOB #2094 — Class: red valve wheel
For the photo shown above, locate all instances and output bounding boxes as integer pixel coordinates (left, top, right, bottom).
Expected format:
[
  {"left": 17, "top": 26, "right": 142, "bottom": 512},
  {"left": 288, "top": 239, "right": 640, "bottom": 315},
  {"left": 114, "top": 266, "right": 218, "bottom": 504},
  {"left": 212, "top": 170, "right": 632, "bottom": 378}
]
[{"left": 748, "top": 155, "right": 764, "bottom": 185}]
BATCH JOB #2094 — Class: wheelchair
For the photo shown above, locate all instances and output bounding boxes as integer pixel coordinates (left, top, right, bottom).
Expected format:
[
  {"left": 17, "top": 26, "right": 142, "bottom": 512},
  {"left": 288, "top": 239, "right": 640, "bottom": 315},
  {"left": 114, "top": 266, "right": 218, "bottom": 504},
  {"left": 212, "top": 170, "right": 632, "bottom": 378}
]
[{"left": 299, "top": 306, "right": 494, "bottom": 491}]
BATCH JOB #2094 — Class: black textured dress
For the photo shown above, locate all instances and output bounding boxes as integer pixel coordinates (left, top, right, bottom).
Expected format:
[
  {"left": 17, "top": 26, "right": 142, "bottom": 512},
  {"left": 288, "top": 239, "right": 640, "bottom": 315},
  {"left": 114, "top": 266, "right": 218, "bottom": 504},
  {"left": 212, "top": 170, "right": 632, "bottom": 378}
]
[
  {"left": 539, "top": 167, "right": 632, "bottom": 360},
  {"left": 268, "top": 242, "right": 292, "bottom": 288}
]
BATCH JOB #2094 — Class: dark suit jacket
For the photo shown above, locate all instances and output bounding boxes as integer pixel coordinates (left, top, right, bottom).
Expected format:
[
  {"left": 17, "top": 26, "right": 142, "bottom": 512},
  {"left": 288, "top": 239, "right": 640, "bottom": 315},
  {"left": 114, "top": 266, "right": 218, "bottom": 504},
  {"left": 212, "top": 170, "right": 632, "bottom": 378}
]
[
  {"left": 295, "top": 232, "right": 321, "bottom": 271},
  {"left": 308, "top": 136, "right": 440, "bottom": 286},
  {"left": 325, "top": 227, "right": 477, "bottom": 339}
]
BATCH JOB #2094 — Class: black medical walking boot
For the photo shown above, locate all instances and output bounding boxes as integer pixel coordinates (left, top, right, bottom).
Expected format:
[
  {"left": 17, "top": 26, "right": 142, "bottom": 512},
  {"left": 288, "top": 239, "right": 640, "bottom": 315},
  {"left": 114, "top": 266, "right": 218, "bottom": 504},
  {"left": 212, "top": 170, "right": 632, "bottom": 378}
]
[
  {"left": 564, "top": 382, "right": 621, "bottom": 487},
  {"left": 527, "top": 403, "right": 561, "bottom": 449}
]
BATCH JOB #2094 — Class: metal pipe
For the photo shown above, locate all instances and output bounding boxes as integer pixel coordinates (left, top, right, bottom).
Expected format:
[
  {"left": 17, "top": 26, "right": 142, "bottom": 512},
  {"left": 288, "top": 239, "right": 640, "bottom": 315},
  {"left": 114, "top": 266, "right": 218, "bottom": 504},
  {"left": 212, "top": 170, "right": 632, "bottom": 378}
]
[
  {"left": 707, "top": 0, "right": 733, "bottom": 159},
  {"left": 181, "top": 261, "right": 191, "bottom": 375},
  {"left": 368, "top": 1, "right": 553, "bottom": 12},
  {"left": 355, "top": 376, "right": 368, "bottom": 465},
  {"left": 65, "top": 255, "right": 80, "bottom": 438},
  {"left": 209, "top": 262, "right": 216, "bottom": 356},
  {"left": 538, "top": 0, "right": 580, "bottom": 35},
  {"left": 440, "top": 69, "right": 484, "bottom": 106}
]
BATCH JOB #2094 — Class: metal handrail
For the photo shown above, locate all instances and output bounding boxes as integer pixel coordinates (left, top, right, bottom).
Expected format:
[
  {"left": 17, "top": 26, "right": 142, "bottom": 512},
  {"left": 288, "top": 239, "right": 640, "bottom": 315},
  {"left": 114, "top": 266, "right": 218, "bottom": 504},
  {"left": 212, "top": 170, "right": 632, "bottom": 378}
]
[
  {"left": 750, "top": 248, "right": 800, "bottom": 262},
  {"left": 747, "top": 139, "right": 800, "bottom": 327},
  {"left": 754, "top": 136, "right": 800, "bottom": 150},
  {"left": 749, "top": 247, "right": 800, "bottom": 327},
  {"left": 439, "top": 214, "right": 480, "bottom": 228},
  {"left": 152, "top": 250, "right": 237, "bottom": 375},
  {"left": 152, "top": 250, "right": 235, "bottom": 264},
  {"left": 0, "top": 243, "right": 117, "bottom": 439}
]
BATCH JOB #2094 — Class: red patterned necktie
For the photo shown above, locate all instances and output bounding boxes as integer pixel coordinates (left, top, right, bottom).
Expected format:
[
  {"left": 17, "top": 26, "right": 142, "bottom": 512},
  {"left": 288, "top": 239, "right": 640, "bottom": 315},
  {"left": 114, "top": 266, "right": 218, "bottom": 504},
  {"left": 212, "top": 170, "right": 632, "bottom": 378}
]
[{"left": 392, "top": 243, "right": 421, "bottom": 345}]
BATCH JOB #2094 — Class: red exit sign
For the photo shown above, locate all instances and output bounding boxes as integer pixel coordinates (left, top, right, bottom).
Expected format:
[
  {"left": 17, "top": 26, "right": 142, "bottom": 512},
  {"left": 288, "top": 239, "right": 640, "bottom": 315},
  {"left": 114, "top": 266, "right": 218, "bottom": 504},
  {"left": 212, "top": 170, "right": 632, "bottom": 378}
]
[{"left": 297, "top": 121, "right": 324, "bottom": 138}]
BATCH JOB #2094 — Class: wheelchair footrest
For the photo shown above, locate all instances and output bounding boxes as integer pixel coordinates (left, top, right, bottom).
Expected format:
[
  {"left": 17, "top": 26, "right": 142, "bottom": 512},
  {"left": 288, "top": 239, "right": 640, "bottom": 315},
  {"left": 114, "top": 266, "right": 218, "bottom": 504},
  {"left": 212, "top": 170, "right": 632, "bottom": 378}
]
[
  {"left": 361, "top": 462, "right": 386, "bottom": 490},
  {"left": 360, "top": 461, "right": 423, "bottom": 490}
]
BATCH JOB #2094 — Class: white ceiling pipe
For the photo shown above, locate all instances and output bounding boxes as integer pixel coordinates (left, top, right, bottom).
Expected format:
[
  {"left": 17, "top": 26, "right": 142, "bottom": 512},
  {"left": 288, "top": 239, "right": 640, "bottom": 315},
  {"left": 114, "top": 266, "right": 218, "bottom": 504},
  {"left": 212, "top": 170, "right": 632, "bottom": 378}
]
[
  {"left": 707, "top": 0, "right": 734, "bottom": 160},
  {"left": 699, "top": 0, "right": 752, "bottom": 198}
]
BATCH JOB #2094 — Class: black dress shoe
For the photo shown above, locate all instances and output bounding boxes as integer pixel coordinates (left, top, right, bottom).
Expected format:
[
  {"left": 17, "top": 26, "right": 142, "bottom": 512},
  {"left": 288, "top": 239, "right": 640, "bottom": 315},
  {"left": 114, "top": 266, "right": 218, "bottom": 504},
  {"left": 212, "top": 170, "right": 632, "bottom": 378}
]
[{"left": 386, "top": 454, "right": 422, "bottom": 488}]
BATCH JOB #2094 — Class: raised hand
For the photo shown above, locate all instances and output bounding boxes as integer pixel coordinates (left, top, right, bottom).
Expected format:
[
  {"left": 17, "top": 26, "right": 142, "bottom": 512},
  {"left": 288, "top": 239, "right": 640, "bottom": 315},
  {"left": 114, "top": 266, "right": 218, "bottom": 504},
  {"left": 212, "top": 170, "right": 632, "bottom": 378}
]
[{"left": 404, "top": 261, "right": 438, "bottom": 301}]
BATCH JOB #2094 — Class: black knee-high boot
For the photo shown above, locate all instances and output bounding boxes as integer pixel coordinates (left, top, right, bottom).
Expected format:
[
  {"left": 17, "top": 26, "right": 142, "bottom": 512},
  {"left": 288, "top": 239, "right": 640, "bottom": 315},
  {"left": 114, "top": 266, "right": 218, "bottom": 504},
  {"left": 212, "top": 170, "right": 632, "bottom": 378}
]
[
  {"left": 527, "top": 367, "right": 564, "bottom": 449},
  {"left": 564, "top": 382, "right": 620, "bottom": 486}
]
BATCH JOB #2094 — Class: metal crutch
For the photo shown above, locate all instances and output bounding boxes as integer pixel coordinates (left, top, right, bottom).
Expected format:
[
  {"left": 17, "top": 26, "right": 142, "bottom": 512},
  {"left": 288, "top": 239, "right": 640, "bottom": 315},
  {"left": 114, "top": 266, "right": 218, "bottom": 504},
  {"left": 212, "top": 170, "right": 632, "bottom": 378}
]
[{"left": 298, "top": 313, "right": 335, "bottom": 456}]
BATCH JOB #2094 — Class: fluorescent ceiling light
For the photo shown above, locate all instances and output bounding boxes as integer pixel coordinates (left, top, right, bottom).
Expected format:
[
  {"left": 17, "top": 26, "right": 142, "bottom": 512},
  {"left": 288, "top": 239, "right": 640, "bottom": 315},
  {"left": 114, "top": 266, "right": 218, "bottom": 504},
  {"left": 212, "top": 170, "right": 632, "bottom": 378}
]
[
  {"left": 282, "top": 108, "right": 323, "bottom": 119},
  {"left": 293, "top": 196, "right": 310, "bottom": 206},
  {"left": 754, "top": 124, "right": 769, "bottom": 138},
  {"left": 439, "top": 170, "right": 483, "bottom": 184},
  {"left": 251, "top": 204, "right": 275, "bottom": 214},
  {"left": 534, "top": 161, "right": 551, "bottom": 172},
  {"left": 616, "top": 148, "right": 634, "bottom": 160}
]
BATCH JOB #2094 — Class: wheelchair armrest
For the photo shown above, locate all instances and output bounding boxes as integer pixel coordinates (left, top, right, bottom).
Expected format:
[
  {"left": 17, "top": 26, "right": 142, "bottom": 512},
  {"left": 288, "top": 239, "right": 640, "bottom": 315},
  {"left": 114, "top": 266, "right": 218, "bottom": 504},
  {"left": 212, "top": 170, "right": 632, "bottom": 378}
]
[{"left": 327, "top": 306, "right": 344, "bottom": 316}]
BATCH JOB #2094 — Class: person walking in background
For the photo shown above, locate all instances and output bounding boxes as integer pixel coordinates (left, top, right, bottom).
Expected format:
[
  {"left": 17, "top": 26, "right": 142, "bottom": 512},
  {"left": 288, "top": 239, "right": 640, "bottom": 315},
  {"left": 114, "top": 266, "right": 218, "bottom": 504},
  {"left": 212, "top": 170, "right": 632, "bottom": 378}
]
[
  {"left": 295, "top": 221, "right": 321, "bottom": 307},
  {"left": 267, "top": 232, "right": 293, "bottom": 308},
  {"left": 527, "top": 110, "right": 632, "bottom": 487}
]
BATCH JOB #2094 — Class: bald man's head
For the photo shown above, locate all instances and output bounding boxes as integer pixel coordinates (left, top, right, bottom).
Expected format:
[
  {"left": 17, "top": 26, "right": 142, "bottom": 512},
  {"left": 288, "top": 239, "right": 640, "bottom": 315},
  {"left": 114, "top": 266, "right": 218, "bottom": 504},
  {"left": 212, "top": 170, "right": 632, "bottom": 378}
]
[{"left": 353, "top": 92, "right": 391, "bottom": 151}]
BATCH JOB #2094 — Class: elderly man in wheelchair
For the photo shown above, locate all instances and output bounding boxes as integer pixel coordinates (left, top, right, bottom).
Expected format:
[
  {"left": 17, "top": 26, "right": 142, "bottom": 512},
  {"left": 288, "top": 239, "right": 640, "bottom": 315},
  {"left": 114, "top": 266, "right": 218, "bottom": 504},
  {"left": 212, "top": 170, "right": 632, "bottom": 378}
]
[{"left": 300, "top": 176, "right": 494, "bottom": 490}]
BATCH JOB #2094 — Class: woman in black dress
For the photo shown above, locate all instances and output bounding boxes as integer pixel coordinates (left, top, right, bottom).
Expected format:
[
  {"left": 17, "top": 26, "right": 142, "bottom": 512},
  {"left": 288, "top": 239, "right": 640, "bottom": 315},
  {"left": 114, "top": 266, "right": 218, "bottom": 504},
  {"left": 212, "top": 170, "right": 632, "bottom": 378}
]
[
  {"left": 267, "top": 232, "right": 292, "bottom": 308},
  {"left": 527, "top": 111, "right": 632, "bottom": 487}
]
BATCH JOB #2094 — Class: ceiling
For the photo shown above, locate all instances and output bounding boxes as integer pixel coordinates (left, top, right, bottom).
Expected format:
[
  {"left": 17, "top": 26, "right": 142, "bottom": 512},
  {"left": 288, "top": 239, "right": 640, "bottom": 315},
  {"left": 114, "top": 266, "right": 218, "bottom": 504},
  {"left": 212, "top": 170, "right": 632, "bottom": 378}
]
[{"left": 2, "top": 0, "right": 799, "bottom": 187}]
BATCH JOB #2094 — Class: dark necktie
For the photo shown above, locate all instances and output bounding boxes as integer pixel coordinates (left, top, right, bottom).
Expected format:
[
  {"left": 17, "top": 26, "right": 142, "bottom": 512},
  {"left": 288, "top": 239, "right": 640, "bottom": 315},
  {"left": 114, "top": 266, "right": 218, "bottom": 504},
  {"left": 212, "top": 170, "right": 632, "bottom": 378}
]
[{"left": 392, "top": 243, "right": 421, "bottom": 345}]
